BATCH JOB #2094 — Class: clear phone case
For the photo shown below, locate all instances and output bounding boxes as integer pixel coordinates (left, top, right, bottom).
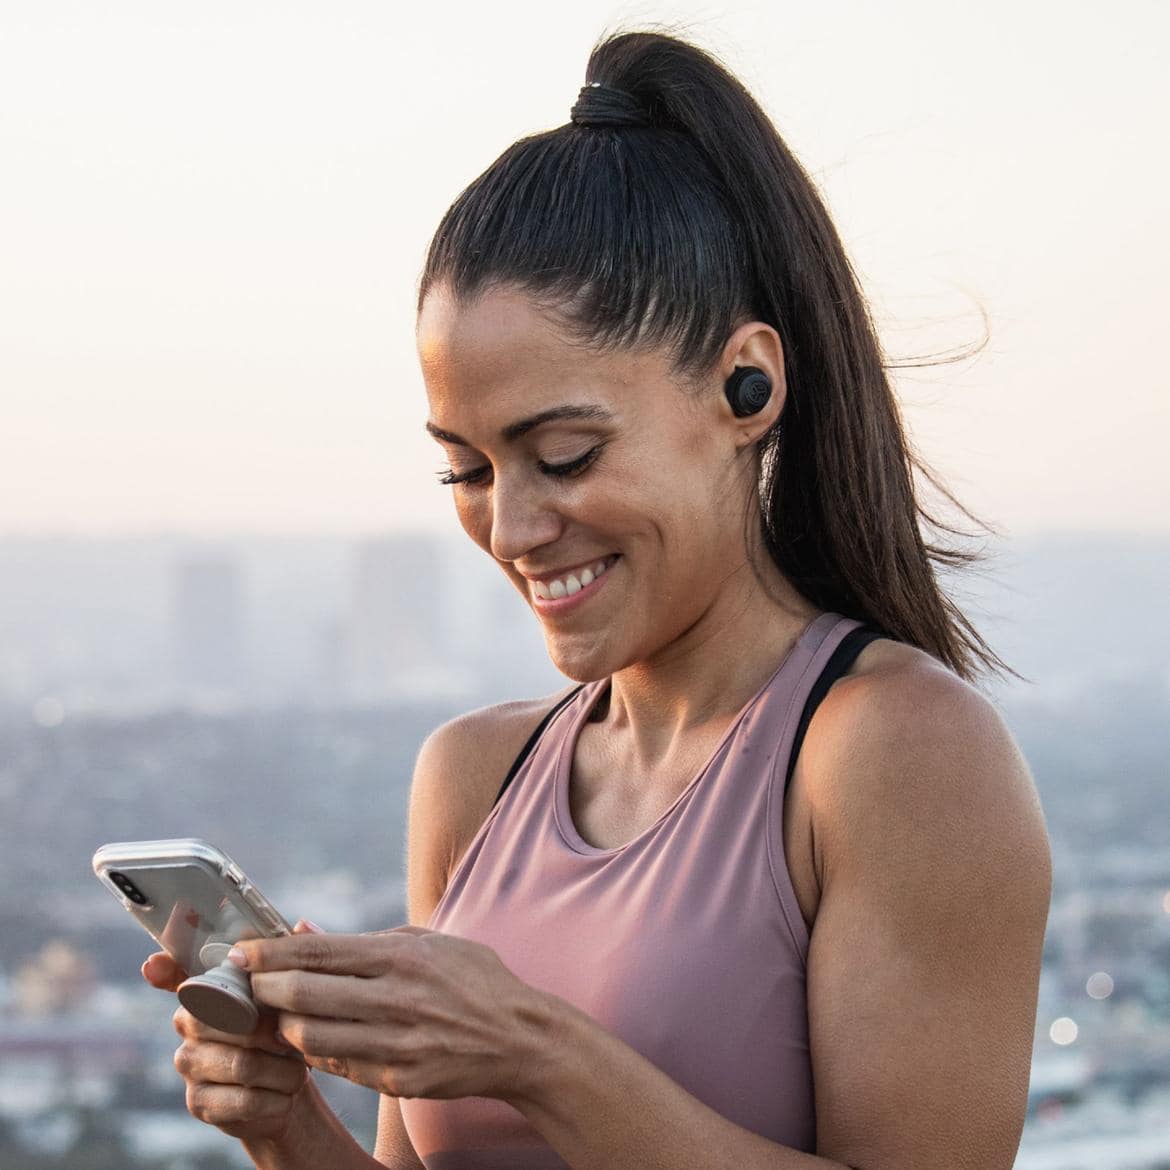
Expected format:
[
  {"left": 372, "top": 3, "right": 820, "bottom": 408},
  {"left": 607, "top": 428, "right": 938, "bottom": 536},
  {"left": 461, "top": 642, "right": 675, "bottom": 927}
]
[{"left": 92, "top": 838, "right": 292, "bottom": 976}]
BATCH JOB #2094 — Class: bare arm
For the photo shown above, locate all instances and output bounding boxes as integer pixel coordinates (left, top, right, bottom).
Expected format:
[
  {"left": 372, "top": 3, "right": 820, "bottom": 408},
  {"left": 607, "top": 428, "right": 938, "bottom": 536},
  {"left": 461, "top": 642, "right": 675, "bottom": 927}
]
[
  {"left": 242, "top": 1078, "right": 392, "bottom": 1170},
  {"left": 372, "top": 696, "right": 570, "bottom": 1167},
  {"left": 500, "top": 666, "right": 1052, "bottom": 1169},
  {"left": 367, "top": 721, "right": 453, "bottom": 1169},
  {"left": 804, "top": 667, "right": 1052, "bottom": 1167}
]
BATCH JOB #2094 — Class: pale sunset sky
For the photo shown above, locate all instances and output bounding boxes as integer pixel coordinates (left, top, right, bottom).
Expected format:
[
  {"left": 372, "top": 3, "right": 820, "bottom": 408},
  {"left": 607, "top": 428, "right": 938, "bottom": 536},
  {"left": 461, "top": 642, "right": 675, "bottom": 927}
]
[{"left": 1, "top": 1, "right": 1166, "bottom": 539}]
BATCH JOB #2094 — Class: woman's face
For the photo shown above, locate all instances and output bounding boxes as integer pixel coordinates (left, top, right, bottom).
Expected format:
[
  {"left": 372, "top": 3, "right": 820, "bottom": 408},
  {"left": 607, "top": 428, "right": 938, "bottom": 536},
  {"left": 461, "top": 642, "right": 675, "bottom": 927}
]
[{"left": 416, "top": 282, "right": 778, "bottom": 682}]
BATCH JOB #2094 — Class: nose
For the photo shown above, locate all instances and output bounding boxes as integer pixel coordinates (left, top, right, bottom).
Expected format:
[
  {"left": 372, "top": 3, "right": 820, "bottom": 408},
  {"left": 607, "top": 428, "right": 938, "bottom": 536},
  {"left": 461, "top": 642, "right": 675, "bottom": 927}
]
[{"left": 489, "top": 468, "right": 564, "bottom": 564}]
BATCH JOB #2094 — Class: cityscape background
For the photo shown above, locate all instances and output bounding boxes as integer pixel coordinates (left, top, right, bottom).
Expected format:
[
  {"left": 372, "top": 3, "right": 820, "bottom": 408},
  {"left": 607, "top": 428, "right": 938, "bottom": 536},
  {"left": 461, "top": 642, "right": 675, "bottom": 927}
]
[
  {"left": 0, "top": 531, "right": 1168, "bottom": 1168},
  {"left": 2, "top": 1, "right": 1168, "bottom": 1167}
]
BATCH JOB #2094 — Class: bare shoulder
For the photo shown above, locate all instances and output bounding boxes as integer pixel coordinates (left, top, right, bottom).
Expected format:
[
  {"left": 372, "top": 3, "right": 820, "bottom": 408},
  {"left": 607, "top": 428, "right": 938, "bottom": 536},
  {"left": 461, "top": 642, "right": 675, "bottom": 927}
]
[
  {"left": 417, "top": 690, "right": 573, "bottom": 783},
  {"left": 805, "top": 638, "right": 1051, "bottom": 883},
  {"left": 405, "top": 688, "right": 578, "bottom": 925}
]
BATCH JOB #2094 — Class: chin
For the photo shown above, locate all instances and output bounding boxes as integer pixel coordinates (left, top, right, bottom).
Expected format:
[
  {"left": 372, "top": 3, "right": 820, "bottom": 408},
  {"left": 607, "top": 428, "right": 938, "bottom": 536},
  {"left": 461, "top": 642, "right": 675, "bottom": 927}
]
[{"left": 541, "top": 630, "right": 622, "bottom": 685}]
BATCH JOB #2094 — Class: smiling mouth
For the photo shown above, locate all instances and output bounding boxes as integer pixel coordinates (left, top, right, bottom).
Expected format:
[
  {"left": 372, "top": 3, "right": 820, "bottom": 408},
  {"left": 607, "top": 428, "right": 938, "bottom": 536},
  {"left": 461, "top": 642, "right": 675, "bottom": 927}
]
[{"left": 529, "top": 555, "right": 619, "bottom": 601}]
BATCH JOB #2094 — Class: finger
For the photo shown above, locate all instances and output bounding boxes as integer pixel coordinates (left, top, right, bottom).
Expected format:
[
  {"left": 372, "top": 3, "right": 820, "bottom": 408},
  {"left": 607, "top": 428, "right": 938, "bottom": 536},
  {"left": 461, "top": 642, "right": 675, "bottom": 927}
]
[
  {"left": 302, "top": 1051, "right": 388, "bottom": 1092},
  {"left": 250, "top": 969, "right": 405, "bottom": 1021},
  {"left": 142, "top": 952, "right": 186, "bottom": 991},
  {"left": 173, "top": 1004, "right": 302, "bottom": 1057},
  {"left": 175, "top": 1040, "right": 308, "bottom": 1095},
  {"left": 275, "top": 1013, "right": 399, "bottom": 1065},
  {"left": 272, "top": 1016, "right": 413, "bottom": 1094},
  {"left": 186, "top": 1081, "right": 298, "bottom": 1127},
  {"left": 232, "top": 930, "right": 418, "bottom": 976}
]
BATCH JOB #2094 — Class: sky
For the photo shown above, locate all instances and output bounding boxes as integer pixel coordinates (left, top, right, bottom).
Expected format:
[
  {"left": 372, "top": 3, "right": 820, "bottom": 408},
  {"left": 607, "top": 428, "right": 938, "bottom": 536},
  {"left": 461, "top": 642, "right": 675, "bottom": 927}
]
[{"left": 1, "top": 0, "right": 1166, "bottom": 540}]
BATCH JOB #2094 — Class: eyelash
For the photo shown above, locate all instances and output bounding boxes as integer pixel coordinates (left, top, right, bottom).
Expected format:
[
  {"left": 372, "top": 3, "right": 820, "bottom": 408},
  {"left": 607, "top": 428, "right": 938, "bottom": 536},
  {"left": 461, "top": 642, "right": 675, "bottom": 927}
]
[{"left": 436, "top": 444, "right": 604, "bottom": 488}]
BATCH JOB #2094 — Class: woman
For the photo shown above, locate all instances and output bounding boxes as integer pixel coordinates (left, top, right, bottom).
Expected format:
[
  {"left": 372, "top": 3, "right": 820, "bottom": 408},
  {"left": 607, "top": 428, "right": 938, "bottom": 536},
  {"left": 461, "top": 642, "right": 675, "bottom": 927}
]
[{"left": 143, "top": 29, "right": 1052, "bottom": 1170}]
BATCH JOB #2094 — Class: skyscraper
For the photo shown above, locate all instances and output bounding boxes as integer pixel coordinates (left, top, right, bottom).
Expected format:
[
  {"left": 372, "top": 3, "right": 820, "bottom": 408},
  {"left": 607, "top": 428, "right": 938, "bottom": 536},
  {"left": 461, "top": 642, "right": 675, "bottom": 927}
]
[
  {"left": 171, "top": 555, "right": 246, "bottom": 700},
  {"left": 344, "top": 534, "right": 457, "bottom": 702}
]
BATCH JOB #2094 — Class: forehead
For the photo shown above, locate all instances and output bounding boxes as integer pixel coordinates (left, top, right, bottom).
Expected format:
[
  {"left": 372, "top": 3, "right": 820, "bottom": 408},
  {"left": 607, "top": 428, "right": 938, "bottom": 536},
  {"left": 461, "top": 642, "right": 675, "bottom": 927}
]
[
  {"left": 417, "top": 284, "right": 569, "bottom": 382},
  {"left": 417, "top": 283, "right": 667, "bottom": 417}
]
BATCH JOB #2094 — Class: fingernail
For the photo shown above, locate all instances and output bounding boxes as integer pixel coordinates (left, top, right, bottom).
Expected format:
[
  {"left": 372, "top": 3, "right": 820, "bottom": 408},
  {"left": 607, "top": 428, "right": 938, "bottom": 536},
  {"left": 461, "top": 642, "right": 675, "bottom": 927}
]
[
  {"left": 227, "top": 946, "right": 249, "bottom": 969},
  {"left": 296, "top": 918, "right": 325, "bottom": 933}
]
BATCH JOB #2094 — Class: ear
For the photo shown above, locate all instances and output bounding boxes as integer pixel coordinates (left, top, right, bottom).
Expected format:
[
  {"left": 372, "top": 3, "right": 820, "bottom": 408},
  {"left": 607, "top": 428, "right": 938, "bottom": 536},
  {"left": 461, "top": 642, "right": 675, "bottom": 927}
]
[{"left": 718, "top": 320, "right": 786, "bottom": 448}]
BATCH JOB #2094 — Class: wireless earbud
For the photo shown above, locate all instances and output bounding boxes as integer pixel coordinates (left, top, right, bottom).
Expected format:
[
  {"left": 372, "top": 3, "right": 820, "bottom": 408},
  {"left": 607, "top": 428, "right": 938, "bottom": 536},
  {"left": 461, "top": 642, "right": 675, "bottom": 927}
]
[{"left": 724, "top": 366, "right": 772, "bottom": 417}]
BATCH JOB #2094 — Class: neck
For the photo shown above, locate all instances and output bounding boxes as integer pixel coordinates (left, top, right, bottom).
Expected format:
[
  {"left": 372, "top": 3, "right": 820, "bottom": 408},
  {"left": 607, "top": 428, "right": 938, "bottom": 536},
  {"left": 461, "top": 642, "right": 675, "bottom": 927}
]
[{"left": 600, "top": 554, "right": 822, "bottom": 767}]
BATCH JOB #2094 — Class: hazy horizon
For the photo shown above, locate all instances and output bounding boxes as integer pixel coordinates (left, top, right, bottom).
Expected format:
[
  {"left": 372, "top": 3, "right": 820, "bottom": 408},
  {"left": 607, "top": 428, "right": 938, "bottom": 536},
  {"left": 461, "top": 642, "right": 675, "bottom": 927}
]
[{"left": 6, "top": 519, "right": 1165, "bottom": 540}]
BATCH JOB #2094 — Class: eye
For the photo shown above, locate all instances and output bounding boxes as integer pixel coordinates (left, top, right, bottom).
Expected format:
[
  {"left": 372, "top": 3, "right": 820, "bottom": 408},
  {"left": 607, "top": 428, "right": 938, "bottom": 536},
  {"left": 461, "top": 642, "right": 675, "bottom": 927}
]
[
  {"left": 538, "top": 444, "right": 604, "bottom": 478},
  {"left": 436, "top": 444, "right": 604, "bottom": 489},
  {"left": 436, "top": 464, "right": 490, "bottom": 487}
]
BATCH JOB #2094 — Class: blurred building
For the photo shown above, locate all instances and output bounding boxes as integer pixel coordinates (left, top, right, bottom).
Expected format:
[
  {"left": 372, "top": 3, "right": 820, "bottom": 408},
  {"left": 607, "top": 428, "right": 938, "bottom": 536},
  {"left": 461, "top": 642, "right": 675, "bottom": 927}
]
[
  {"left": 343, "top": 535, "right": 461, "bottom": 702},
  {"left": 170, "top": 555, "right": 246, "bottom": 702}
]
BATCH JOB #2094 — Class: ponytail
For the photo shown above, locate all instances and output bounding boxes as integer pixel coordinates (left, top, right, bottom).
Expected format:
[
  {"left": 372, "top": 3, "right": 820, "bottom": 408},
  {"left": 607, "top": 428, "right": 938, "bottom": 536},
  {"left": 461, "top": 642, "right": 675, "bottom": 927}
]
[{"left": 419, "top": 29, "right": 1017, "bottom": 684}]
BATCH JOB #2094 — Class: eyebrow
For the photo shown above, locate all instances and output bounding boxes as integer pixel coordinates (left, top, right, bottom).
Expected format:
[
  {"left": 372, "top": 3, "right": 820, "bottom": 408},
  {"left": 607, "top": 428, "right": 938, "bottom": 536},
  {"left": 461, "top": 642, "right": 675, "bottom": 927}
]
[{"left": 424, "top": 404, "right": 615, "bottom": 447}]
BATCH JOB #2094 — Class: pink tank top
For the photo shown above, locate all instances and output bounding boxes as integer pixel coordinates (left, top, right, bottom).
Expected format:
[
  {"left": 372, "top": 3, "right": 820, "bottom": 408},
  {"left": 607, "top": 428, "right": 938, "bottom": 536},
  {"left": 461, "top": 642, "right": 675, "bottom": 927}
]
[{"left": 400, "top": 611, "right": 868, "bottom": 1168}]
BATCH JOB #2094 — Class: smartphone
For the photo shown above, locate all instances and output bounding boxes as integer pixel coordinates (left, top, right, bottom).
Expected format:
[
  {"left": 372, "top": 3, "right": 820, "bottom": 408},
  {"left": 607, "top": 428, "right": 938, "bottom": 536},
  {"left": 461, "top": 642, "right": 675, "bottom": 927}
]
[{"left": 92, "top": 838, "right": 293, "bottom": 978}]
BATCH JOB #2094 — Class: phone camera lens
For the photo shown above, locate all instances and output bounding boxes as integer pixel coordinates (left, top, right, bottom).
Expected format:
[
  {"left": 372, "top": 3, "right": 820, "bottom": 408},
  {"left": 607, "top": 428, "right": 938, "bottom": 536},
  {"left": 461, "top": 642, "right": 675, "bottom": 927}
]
[{"left": 109, "top": 872, "right": 149, "bottom": 906}]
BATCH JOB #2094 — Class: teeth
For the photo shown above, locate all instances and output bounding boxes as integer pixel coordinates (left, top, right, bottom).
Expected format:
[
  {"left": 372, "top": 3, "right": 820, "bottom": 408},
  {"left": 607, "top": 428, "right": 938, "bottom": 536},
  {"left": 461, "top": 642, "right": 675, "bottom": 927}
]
[{"left": 532, "top": 556, "right": 615, "bottom": 602}]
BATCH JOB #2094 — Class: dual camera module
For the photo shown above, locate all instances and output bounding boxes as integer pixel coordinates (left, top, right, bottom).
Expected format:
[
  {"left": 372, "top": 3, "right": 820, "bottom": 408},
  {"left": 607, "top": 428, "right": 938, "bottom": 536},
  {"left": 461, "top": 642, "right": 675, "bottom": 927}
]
[{"left": 109, "top": 870, "right": 150, "bottom": 906}]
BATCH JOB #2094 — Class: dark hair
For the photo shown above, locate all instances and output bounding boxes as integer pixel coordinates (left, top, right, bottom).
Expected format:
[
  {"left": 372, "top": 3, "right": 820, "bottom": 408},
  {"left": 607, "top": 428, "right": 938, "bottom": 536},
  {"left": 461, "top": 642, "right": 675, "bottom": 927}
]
[{"left": 418, "top": 28, "right": 1017, "bottom": 685}]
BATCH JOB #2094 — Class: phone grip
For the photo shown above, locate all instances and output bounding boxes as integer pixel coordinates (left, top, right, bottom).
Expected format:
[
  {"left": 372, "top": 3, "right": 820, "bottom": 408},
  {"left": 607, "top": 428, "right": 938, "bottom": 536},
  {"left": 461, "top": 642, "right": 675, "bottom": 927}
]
[{"left": 178, "top": 960, "right": 260, "bottom": 1034}]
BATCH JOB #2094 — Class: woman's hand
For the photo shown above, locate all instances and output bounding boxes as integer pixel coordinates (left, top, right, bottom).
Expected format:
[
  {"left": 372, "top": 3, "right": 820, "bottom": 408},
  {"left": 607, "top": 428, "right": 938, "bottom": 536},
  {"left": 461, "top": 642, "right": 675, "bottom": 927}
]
[
  {"left": 168, "top": 1003, "right": 309, "bottom": 1141},
  {"left": 235, "top": 926, "right": 557, "bottom": 1104},
  {"left": 141, "top": 928, "right": 315, "bottom": 1143}
]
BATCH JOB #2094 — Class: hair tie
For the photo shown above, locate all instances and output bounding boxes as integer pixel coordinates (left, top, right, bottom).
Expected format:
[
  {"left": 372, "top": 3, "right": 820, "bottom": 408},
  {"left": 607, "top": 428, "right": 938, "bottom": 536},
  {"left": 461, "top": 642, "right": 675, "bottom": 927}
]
[{"left": 570, "top": 81, "right": 650, "bottom": 129}]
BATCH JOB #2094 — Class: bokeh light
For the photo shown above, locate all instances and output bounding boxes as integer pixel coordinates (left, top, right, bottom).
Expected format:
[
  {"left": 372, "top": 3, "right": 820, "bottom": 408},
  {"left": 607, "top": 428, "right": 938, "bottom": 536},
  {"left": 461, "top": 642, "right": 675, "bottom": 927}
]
[{"left": 1086, "top": 972, "right": 1114, "bottom": 1000}]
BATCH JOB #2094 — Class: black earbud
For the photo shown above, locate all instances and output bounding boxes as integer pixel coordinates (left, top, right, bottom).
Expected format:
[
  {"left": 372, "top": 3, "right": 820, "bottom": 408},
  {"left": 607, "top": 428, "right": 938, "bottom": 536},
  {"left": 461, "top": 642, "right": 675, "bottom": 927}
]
[{"left": 724, "top": 366, "right": 772, "bottom": 417}]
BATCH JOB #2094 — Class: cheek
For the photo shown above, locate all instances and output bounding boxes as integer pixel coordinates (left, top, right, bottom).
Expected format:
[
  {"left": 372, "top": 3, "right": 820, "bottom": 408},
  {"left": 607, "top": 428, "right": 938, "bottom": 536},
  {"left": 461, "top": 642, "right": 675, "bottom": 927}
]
[
  {"left": 613, "top": 448, "right": 714, "bottom": 540},
  {"left": 454, "top": 494, "right": 492, "bottom": 553}
]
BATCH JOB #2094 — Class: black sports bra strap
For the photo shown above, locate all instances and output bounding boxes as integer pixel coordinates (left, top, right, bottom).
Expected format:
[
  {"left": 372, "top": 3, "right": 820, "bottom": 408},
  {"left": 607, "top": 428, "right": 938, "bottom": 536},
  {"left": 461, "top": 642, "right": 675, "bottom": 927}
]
[
  {"left": 492, "top": 684, "right": 586, "bottom": 809},
  {"left": 783, "top": 624, "right": 891, "bottom": 796}
]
